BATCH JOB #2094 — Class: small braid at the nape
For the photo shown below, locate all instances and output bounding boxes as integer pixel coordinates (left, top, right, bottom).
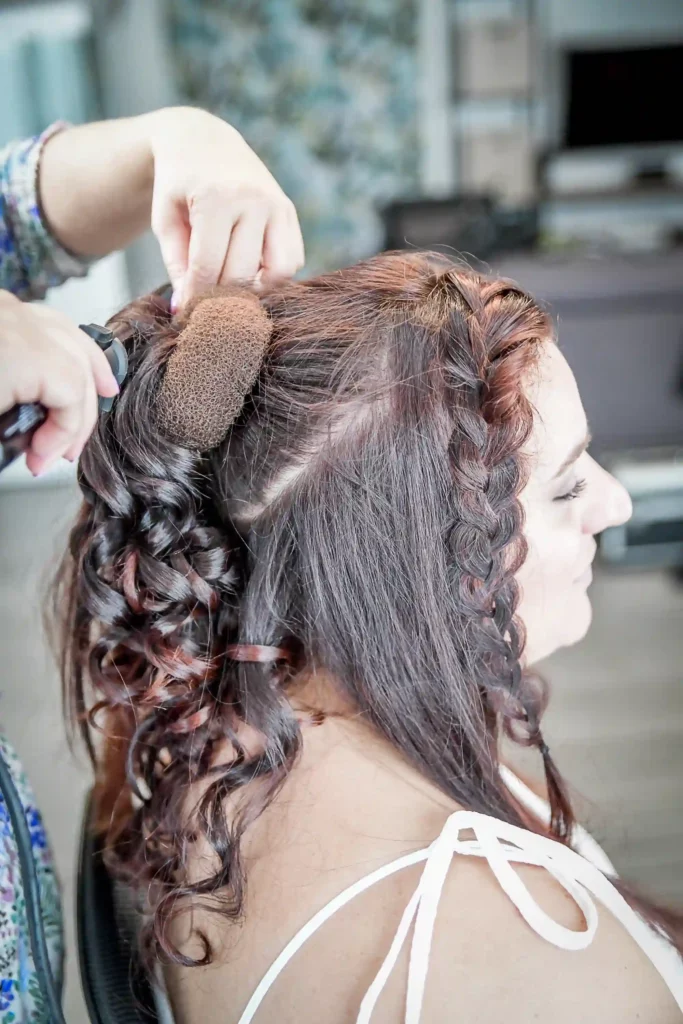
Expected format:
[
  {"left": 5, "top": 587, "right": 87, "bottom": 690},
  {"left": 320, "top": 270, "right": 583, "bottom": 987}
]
[{"left": 437, "top": 269, "right": 573, "bottom": 840}]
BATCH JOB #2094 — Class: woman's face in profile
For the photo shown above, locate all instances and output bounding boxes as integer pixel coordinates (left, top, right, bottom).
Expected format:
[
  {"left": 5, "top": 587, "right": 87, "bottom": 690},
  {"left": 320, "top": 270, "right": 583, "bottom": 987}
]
[{"left": 516, "top": 343, "right": 632, "bottom": 666}]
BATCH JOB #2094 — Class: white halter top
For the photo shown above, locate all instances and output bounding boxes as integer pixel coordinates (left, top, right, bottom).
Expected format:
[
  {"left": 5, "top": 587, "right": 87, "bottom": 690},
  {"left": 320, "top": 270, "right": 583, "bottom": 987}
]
[{"left": 156, "top": 767, "right": 683, "bottom": 1022}]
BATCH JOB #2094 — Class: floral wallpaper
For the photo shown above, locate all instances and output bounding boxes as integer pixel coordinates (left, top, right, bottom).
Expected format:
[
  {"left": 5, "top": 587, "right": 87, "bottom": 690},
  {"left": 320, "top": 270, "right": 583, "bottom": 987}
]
[{"left": 169, "top": 0, "right": 419, "bottom": 273}]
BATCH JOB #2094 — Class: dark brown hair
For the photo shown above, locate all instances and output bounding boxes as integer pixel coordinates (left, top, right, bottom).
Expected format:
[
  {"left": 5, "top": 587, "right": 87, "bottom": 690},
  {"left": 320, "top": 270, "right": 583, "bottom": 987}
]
[{"left": 52, "top": 251, "right": 682, "bottom": 964}]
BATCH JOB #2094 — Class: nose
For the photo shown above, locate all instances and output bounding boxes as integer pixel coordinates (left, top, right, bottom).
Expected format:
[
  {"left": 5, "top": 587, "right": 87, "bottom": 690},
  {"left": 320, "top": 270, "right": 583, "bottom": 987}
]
[{"left": 582, "top": 458, "right": 632, "bottom": 536}]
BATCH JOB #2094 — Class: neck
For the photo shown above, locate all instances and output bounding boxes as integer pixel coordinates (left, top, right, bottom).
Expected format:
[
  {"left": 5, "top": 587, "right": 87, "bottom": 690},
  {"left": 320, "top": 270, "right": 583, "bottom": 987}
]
[{"left": 288, "top": 670, "right": 470, "bottom": 824}]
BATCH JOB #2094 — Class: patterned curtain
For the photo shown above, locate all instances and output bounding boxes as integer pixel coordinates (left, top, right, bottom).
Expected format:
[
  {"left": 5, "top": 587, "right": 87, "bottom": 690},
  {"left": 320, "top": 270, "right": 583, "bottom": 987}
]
[{"left": 169, "top": 0, "right": 418, "bottom": 273}]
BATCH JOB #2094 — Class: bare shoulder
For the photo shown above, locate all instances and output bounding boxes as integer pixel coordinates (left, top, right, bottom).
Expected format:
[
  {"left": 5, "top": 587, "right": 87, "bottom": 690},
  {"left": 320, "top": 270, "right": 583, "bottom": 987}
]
[{"left": 419, "top": 852, "right": 681, "bottom": 1024}]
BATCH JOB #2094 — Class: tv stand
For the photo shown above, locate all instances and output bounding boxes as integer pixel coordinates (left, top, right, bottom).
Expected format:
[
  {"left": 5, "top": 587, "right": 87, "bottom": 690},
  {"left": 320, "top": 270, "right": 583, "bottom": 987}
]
[{"left": 633, "top": 162, "right": 670, "bottom": 187}]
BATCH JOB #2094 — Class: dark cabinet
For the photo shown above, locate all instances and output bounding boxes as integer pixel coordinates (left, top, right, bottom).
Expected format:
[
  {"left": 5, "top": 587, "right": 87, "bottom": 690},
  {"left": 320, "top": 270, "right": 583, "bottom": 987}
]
[{"left": 496, "top": 252, "right": 683, "bottom": 453}]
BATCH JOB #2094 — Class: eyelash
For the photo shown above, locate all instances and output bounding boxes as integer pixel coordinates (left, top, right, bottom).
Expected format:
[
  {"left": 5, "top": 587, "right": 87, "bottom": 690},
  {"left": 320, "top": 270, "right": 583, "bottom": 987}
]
[{"left": 555, "top": 478, "right": 587, "bottom": 503}]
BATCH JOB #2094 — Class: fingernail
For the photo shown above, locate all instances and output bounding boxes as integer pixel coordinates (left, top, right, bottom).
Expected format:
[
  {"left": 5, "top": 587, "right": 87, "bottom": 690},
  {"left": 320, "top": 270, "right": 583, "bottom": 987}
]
[{"left": 170, "top": 290, "right": 179, "bottom": 315}]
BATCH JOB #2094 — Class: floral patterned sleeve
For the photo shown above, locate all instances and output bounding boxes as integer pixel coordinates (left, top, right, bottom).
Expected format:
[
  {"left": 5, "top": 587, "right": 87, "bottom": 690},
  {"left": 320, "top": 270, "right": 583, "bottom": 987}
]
[
  {"left": 0, "top": 122, "right": 93, "bottom": 301},
  {"left": 0, "top": 736, "right": 62, "bottom": 1023}
]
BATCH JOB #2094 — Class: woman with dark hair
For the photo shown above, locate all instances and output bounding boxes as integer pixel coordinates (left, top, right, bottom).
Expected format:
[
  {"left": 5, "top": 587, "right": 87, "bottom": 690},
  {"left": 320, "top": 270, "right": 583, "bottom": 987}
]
[{"left": 54, "top": 251, "right": 682, "bottom": 1023}]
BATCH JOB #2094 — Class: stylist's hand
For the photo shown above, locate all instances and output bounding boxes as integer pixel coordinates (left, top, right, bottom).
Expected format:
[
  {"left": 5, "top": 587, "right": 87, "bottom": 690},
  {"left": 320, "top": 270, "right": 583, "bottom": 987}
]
[
  {"left": 147, "top": 107, "right": 305, "bottom": 308},
  {"left": 0, "top": 291, "right": 119, "bottom": 475},
  {"left": 40, "top": 106, "right": 305, "bottom": 308}
]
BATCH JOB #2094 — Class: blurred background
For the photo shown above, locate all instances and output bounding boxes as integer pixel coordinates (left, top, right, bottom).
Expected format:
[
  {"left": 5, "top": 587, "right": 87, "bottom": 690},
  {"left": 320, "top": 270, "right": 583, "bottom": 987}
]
[{"left": 0, "top": 0, "right": 682, "bottom": 1019}]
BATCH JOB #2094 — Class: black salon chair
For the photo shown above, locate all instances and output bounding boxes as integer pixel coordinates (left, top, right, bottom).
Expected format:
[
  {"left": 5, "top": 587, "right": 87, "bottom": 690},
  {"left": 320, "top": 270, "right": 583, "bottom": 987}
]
[{"left": 77, "top": 791, "right": 159, "bottom": 1023}]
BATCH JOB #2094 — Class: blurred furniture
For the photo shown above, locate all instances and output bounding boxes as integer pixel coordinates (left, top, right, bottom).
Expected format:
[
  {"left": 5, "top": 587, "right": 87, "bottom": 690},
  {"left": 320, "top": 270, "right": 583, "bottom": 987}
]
[
  {"left": 452, "top": 0, "right": 540, "bottom": 207},
  {"left": 383, "top": 196, "right": 496, "bottom": 257},
  {"left": 447, "top": 3, "right": 683, "bottom": 251},
  {"left": 542, "top": 37, "right": 683, "bottom": 250},
  {"left": 546, "top": 41, "right": 683, "bottom": 191},
  {"left": 381, "top": 195, "right": 538, "bottom": 259},
  {"left": 496, "top": 249, "right": 683, "bottom": 453},
  {"left": 78, "top": 791, "right": 158, "bottom": 1024}
]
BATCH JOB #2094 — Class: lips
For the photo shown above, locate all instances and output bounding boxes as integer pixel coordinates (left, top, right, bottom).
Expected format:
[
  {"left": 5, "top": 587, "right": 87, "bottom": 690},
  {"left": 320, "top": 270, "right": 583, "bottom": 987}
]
[
  {"left": 575, "top": 544, "right": 597, "bottom": 585},
  {"left": 575, "top": 565, "right": 593, "bottom": 587}
]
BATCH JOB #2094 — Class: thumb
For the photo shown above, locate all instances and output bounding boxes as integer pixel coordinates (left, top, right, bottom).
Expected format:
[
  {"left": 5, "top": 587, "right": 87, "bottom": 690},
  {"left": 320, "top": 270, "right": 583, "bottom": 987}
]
[{"left": 151, "top": 196, "right": 191, "bottom": 297}]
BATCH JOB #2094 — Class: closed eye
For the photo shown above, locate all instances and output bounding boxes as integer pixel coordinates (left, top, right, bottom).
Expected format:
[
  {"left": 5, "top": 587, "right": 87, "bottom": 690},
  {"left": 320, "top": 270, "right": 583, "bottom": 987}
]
[{"left": 554, "top": 478, "right": 587, "bottom": 503}]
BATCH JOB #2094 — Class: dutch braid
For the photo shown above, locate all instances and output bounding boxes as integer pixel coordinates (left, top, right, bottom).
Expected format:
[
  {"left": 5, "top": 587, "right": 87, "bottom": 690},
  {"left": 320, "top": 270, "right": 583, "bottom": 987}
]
[{"left": 437, "top": 269, "right": 572, "bottom": 837}]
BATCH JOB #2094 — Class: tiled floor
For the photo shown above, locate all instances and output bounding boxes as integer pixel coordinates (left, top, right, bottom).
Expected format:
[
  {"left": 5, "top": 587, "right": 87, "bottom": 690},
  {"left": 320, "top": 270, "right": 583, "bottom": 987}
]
[{"left": 0, "top": 480, "right": 681, "bottom": 1021}]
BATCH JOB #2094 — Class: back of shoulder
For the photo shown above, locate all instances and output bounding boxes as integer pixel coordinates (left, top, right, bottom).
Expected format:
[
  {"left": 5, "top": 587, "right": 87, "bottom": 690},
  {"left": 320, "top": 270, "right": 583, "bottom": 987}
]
[{"left": 421, "top": 854, "right": 681, "bottom": 1024}]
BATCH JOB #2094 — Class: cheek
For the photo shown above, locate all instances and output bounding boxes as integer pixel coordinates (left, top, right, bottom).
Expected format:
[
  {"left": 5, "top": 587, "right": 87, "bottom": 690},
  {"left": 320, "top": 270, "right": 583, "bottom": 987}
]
[
  {"left": 515, "top": 501, "right": 590, "bottom": 662},
  {"left": 518, "top": 503, "right": 582, "bottom": 593}
]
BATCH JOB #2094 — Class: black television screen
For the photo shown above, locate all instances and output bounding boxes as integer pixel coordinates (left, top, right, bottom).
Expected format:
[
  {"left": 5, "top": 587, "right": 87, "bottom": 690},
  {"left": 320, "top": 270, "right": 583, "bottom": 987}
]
[{"left": 565, "top": 44, "right": 683, "bottom": 150}]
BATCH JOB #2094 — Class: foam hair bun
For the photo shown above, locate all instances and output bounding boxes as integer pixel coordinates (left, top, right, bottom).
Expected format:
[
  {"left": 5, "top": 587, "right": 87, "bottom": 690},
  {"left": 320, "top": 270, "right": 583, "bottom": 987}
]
[{"left": 156, "top": 289, "right": 272, "bottom": 450}]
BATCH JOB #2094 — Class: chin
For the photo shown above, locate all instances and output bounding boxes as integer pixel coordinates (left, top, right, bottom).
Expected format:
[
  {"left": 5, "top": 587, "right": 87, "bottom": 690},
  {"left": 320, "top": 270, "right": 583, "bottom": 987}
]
[
  {"left": 561, "top": 593, "right": 594, "bottom": 650},
  {"left": 524, "top": 594, "right": 594, "bottom": 665}
]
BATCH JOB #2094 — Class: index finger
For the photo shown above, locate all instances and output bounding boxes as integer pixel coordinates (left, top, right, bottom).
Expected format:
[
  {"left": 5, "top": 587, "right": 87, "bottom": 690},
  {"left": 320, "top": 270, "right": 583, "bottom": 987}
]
[{"left": 182, "top": 204, "right": 236, "bottom": 303}]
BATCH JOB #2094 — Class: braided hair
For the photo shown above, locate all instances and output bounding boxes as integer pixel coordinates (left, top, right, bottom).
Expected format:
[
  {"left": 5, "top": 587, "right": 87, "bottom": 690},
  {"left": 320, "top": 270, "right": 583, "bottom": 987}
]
[
  {"left": 51, "top": 251, "right": 681, "bottom": 964},
  {"left": 436, "top": 269, "right": 571, "bottom": 836}
]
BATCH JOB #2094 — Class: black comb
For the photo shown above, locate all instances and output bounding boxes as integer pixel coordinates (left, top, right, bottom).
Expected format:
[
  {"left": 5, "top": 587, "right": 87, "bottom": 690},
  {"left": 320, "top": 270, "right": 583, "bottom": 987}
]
[{"left": 80, "top": 323, "right": 129, "bottom": 412}]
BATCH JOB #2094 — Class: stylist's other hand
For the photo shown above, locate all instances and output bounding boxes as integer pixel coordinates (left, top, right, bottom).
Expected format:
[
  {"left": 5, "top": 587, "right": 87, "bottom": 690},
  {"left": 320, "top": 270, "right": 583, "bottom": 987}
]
[
  {"left": 146, "top": 107, "right": 305, "bottom": 308},
  {"left": 0, "top": 291, "right": 119, "bottom": 475}
]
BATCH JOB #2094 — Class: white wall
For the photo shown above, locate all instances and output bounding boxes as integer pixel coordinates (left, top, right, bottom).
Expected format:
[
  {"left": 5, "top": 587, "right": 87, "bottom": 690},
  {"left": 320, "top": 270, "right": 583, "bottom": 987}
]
[{"left": 543, "top": 0, "right": 683, "bottom": 41}]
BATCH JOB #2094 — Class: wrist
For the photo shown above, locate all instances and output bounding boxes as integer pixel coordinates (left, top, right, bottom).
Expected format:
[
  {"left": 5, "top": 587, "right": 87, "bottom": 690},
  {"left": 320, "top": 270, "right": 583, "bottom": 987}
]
[{"left": 138, "top": 105, "right": 241, "bottom": 157}]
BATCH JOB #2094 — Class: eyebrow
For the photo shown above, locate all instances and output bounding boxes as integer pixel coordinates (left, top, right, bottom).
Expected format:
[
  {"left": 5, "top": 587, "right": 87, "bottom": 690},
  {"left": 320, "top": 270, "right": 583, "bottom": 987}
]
[{"left": 551, "top": 432, "right": 592, "bottom": 479}]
